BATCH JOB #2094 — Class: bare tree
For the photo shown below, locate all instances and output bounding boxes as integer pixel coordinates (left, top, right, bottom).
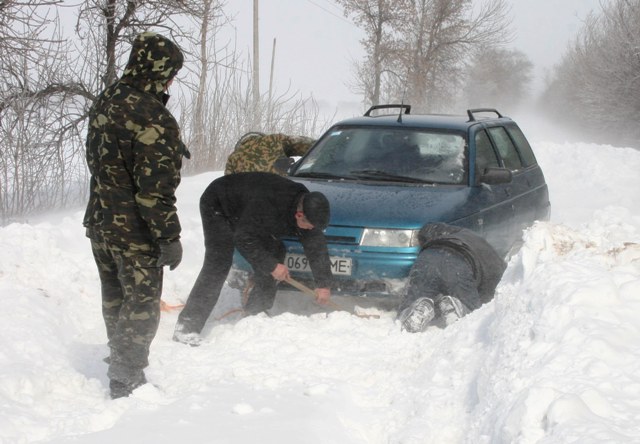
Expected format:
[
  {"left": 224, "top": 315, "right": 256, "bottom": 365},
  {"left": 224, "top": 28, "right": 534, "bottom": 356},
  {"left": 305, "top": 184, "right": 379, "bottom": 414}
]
[
  {"left": 0, "top": 1, "right": 89, "bottom": 223},
  {"left": 176, "top": 40, "right": 250, "bottom": 173},
  {"left": 75, "top": 0, "right": 192, "bottom": 89},
  {"left": 335, "top": 0, "right": 512, "bottom": 111},
  {"left": 176, "top": 47, "right": 329, "bottom": 174},
  {"left": 540, "top": 0, "right": 640, "bottom": 147},
  {"left": 172, "top": 0, "right": 237, "bottom": 172},
  {"left": 173, "top": 0, "right": 328, "bottom": 174},
  {"left": 400, "top": 0, "right": 512, "bottom": 112},
  {"left": 1, "top": 0, "right": 330, "bottom": 222},
  {"left": 335, "top": 0, "right": 412, "bottom": 105},
  {"left": 462, "top": 47, "right": 533, "bottom": 111},
  {"left": 0, "top": 0, "right": 194, "bottom": 223}
]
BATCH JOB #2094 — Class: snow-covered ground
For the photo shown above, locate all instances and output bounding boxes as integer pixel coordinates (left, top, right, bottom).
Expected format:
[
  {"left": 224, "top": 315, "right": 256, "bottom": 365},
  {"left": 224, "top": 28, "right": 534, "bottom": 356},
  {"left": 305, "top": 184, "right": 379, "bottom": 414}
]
[{"left": 1, "top": 125, "right": 639, "bottom": 443}]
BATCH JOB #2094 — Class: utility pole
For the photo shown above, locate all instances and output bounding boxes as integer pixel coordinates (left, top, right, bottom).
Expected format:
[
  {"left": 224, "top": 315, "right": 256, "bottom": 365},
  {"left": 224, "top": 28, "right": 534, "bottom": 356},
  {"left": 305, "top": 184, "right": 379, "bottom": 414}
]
[
  {"left": 252, "top": 0, "right": 260, "bottom": 128},
  {"left": 267, "top": 37, "right": 276, "bottom": 128}
]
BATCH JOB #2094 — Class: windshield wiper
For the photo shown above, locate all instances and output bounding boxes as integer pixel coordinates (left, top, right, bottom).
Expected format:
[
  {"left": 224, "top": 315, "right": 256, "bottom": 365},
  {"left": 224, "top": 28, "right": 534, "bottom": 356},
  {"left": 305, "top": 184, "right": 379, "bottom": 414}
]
[
  {"left": 349, "top": 169, "right": 431, "bottom": 183},
  {"left": 293, "top": 171, "right": 349, "bottom": 180}
]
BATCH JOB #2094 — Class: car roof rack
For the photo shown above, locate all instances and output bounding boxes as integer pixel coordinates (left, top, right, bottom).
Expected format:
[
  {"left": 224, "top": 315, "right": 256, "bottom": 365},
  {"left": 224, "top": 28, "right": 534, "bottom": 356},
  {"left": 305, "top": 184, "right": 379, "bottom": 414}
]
[
  {"left": 467, "top": 108, "right": 503, "bottom": 121},
  {"left": 364, "top": 104, "right": 412, "bottom": 117}
]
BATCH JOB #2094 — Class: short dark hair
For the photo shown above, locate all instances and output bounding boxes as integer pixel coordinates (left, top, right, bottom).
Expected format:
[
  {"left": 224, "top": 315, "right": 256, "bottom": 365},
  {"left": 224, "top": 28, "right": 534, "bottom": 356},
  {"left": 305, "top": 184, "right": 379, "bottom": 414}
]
[{"left": 302, "top": 192, "right": 330, "bottom": 230}]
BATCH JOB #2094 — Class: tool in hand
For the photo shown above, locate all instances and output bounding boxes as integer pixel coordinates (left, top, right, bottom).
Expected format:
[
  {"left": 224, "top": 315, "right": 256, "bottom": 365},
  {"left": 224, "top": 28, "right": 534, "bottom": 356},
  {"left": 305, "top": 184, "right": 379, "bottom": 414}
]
[{"left": 285, "top": 277, "right": 380, "bottom": 319}]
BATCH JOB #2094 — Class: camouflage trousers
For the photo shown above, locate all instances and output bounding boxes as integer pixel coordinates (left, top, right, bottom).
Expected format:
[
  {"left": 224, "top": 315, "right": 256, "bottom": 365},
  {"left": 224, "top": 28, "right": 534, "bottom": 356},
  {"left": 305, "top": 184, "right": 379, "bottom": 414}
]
[{"left": 89, "top": 230, "right": 162, "bottom": 386}]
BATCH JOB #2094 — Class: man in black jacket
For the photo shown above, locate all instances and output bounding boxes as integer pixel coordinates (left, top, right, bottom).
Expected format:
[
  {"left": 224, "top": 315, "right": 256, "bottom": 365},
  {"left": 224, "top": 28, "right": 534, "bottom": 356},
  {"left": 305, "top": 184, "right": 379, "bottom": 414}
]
[
  {"left": 397, "top": 223, "right": 507, "bottom": 333},
  {"left": 174, "top": 172, "right": 333, "bottom": 345}
]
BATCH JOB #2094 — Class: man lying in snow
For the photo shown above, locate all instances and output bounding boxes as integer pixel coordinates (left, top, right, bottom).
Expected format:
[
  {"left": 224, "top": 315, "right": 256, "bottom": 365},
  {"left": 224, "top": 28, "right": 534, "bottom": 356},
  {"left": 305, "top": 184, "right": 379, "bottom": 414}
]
[{"left": 397, "top": 223, "right": 507, "bottom": 333}]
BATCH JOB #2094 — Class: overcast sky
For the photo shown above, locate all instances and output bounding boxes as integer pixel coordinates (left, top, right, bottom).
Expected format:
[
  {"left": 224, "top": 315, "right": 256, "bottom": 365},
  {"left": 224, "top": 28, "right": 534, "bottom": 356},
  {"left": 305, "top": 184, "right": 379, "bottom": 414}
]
[{"left": 229, "top": 0, "right": 603, "bottom": 112}]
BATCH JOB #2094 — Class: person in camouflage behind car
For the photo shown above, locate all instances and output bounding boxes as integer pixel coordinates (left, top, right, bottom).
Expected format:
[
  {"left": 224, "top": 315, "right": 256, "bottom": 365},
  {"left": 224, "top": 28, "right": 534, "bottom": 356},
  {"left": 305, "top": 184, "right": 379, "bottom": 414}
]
[
  {"left": 224, "top": 132, "right": 315, "bottom": 176},
  {"left": 83, "top": 32, "right": 190, "bottom": 399}
]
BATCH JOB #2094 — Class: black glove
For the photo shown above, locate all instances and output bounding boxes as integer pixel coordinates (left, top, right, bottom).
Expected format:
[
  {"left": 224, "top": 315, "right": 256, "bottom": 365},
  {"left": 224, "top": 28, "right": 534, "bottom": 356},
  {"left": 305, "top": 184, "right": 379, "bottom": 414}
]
[
  {"left": 158, "top": 240, "right": 183, "bottom": 270},
  {"left": 273, "top": 156, "right": 296, "bottom": 174}
]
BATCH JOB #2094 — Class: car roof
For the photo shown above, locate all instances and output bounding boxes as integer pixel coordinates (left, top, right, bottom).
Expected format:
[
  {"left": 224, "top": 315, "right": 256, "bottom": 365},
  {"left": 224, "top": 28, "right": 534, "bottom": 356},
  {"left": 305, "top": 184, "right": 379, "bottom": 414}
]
[{"left": 331, "top": 106, "right": 515, "bottom": 132}]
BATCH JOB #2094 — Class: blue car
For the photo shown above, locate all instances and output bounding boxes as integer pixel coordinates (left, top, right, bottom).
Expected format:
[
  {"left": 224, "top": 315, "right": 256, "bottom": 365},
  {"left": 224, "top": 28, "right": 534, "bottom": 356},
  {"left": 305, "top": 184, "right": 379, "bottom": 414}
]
[{"left": 231, "top": 105, "right": 550, "bottom": 297}]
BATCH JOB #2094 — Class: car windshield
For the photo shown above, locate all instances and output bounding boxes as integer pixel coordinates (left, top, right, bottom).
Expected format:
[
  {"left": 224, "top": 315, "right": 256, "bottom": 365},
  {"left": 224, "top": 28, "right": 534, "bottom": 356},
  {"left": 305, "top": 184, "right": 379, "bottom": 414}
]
[{"left": 293, "top": 127, "right": 467, "bottom": 184}]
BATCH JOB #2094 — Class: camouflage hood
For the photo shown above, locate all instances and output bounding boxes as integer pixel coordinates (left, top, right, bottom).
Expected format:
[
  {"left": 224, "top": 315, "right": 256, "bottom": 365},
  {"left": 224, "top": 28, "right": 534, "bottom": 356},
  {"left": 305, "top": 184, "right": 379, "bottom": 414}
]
[{"left": 121, "top": 32, "right": 184, "bottom": 98}]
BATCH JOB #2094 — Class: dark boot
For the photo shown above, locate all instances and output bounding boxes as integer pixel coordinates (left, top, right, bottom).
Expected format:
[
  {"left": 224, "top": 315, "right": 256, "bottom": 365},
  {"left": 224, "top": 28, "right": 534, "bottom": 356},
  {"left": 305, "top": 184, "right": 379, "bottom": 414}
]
[
  {"left": 109, "top": 373, "right": 147, "bottom": 399},
  {"left": 172, "top": 323, "right": 202, "bottom": 347}
]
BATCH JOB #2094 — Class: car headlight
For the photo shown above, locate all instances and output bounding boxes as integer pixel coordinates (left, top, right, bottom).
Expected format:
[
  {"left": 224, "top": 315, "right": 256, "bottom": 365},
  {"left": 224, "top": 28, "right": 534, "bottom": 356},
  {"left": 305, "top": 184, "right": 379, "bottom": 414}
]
[{"left": 360, "top": 228, "right": 420, "bottom": 247}]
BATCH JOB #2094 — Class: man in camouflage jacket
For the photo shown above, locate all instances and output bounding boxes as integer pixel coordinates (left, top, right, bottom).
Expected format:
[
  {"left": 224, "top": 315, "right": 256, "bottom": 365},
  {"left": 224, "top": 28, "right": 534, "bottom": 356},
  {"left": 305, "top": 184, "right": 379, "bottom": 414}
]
[
  {"left": 83, "top": 32, "right": 189, "bottom": 399},
  {"left": 224, "top": 132, "right": 314, "bottom": 175}
]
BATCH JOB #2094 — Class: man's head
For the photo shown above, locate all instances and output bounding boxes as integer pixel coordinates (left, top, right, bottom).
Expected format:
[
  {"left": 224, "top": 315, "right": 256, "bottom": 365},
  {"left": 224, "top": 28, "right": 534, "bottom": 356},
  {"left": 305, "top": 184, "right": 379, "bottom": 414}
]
[
  {"left": 283, "top": 135, "right": 315, "bottom": 157},
  {"left": 122, "top": 32, "right": 184, "bottom": 95},
  {"left": 296, "top": 192, "right": 330, "bottom": 230}
]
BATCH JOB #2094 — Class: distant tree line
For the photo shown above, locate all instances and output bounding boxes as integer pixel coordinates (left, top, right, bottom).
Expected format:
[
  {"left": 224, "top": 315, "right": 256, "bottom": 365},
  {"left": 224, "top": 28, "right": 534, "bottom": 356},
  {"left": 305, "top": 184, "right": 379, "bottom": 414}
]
[
  {"left": 1, "top": 0, "right": 636, "bottom": 223},
  {"left": 333, "top": 0, "right": 534, "bottom": 113},
  {"left": 539, "top": 0, "right": 640, "bottom": 148}
]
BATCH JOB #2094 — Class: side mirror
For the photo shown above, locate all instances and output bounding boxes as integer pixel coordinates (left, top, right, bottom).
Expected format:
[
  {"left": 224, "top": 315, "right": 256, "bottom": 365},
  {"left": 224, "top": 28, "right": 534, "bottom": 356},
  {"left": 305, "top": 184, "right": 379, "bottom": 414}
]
[{"left": 479, "top": 167, "right": 512, "bottom": 185}]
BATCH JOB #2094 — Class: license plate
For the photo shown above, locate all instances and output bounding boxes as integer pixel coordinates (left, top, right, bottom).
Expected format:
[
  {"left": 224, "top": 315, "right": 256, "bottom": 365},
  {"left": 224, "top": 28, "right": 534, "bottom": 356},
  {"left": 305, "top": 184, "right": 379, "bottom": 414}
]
[{"left": 286, "top": 254, "right": 352, "bottom": 276}]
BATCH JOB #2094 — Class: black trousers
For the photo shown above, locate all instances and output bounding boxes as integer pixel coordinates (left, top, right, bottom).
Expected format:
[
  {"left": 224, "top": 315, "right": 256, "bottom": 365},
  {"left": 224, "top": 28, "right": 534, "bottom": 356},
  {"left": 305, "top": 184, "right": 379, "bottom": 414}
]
[
  {"left": 176, "top": 204, "right": 285, "bottom": 334},
  {"left": 399, "top": 248, "right": 480, "bottom": 313}
]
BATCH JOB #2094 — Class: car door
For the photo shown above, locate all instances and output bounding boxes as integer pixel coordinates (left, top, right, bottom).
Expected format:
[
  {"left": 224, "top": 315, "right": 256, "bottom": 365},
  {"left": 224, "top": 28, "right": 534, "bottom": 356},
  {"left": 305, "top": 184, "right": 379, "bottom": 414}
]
[
  {"left": 461, "top": 127, "right": 516, "bottom": 257},
  {"left": 504, "top": 124, "right": 550, "bottom": 224},
  {"left": 486, "top": 124, "right": 547, "bottom": 254}
]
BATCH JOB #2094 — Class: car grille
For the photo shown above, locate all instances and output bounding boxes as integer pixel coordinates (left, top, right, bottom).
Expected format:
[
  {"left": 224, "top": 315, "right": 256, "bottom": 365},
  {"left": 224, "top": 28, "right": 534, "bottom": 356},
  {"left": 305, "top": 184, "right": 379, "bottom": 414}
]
[{"left": 325, "top": 235, "right": 358, "bottom": 244}]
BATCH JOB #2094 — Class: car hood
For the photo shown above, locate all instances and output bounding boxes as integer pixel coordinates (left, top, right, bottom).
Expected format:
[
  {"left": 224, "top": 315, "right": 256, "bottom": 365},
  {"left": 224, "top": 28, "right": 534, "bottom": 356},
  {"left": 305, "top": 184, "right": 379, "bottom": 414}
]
[{"left": 292, "top": 178, "right": 474, "bottom": 229}]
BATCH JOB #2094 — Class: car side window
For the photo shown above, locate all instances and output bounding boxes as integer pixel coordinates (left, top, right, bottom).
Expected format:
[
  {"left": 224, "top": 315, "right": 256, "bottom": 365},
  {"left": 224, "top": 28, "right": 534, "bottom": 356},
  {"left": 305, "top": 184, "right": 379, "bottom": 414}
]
[
  {"left": 475, "top": 130, "right": 500, "bottom": 174},
  {"left": 488, "top": 126, "right": 522, "bottom": 170},
  {"left": 507, "top": 125, "right": 538, "bottom": 167}
]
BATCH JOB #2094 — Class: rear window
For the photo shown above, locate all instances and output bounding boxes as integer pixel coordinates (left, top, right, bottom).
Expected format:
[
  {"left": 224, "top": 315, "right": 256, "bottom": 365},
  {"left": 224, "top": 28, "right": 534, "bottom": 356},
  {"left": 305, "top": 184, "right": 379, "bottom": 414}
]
[
  {"left": 475, "top": 130, "right": 500, "bottom": 173},
  {"left": 507, "top": 126, "right": 538, "bottom": 167},
  {"left": 488, "top": 127, "right": 523, "bottom": 170}
]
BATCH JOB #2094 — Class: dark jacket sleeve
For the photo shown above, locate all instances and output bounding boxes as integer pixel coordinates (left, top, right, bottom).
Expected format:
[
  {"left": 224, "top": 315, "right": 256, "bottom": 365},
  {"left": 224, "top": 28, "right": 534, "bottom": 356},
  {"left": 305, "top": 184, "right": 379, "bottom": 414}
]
[
  {"left": 299, "top": 228, "right": 333, "bottom": 288},
  {"left": 233, "top": 202, "right": 333, "bottom": 288}
]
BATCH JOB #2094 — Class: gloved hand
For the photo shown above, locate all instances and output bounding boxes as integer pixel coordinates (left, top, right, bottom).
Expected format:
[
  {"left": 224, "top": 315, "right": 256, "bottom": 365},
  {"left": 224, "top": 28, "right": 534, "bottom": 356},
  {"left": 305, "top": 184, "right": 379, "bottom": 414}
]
[
  {"left": 158, "top": 240, "right": 183, "bottom": 270},
  {"left": 273, "top": 156, "right": 296, "bottom": 174}
]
